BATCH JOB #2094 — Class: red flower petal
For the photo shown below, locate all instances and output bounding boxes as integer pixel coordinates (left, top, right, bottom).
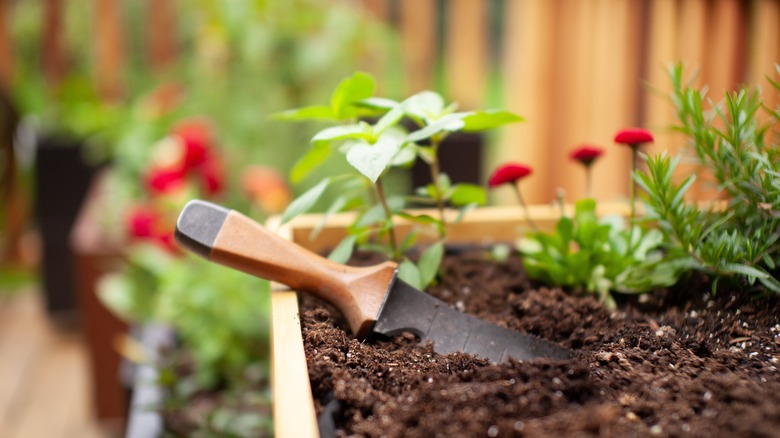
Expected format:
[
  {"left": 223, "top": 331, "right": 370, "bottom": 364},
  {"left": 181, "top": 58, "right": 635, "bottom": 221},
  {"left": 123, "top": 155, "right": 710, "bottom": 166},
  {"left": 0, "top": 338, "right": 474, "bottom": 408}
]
[
  {"left": 614, "top": 128, "right": 654, "bottom": 145},
  {"left": 569, "top": 145, "right": 604, "bottom": 165},
  {"left": 172, "top": 117, "right": 214, "bottom": 169},
  {"left": 488, "top": 163, "right": 533, "bottom": 188},
  {"left": 146, "top": 166, "right": 187, "bottom": 195},
  {"left": 127, "top": 206, "right": 158, "bottom": 238},
  {"left": 198, "top": 154, "right": 225, "bottom": 195}
]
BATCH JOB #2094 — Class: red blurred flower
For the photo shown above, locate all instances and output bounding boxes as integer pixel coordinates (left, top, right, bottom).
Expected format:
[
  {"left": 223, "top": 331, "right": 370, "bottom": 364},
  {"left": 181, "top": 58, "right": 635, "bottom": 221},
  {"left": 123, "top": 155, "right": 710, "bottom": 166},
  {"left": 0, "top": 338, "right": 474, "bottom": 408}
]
[
  {"left": 145, "top": 166, "right": 186, "bottom": 194},
  {"left": 171, "top": 117, "right": 214, "bottom": 169},
  {"left": 488, "top": 163, "right": 533, "bottom": 188},
  {"left": 127, "top": 206, "right": 158, "bottom": 238},
  {"left": 197, "top": 153, "right": 225, "bottom": 196},
  {"left": 569, "top": 145, "right": 604, "bottom": 166},
  {"left": 614, "top": 128, "right": 654, "bottom": 146}
]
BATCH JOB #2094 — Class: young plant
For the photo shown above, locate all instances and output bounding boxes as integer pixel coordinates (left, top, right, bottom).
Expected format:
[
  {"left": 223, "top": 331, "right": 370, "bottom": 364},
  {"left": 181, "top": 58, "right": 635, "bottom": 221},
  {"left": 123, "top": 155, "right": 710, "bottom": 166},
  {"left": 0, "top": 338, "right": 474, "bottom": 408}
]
[
  {"left": 276, "top": 72, "right": 522, "bottom": 289},
  {"left": 634, "top": 64, "right": 780, "bottom": 295},
  {"left": 502, "top": 142, "right": 682, "bottom": 307}
]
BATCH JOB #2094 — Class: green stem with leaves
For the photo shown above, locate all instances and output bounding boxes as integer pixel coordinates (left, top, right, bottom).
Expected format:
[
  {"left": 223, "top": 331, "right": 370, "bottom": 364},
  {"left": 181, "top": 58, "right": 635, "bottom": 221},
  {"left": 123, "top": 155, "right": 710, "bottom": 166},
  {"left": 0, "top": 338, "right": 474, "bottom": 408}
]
[
  {"left": 428, "top": 134, "right": 447, "bottom": 239},
  {"left": 375, "top": 178, "right": 400, "bottom": 260}
]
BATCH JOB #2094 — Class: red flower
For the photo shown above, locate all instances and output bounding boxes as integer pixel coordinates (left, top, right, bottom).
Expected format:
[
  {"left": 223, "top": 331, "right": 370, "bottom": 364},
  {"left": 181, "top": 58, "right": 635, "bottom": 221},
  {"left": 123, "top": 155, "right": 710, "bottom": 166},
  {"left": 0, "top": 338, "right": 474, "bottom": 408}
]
[
  {"left": 614, "top": 128, "right": 654, "bottom": 146},
  {"left": 569, "top": 145, "right": 604, "bottom": 166},
  {"left": 145, "top": 166, "right": 187, "bottom": 194},
  {"left": 197, "top": 154, "right": 225, "bottom": 195},
  {"left": 127, "top": 206, "right": 158, "bottom": 238},
  {"left": 172, "top": 118, "right": 214, "bottom": 169},
  {"left": 488, "top": 163, "right": 533, "bottom": 188}
]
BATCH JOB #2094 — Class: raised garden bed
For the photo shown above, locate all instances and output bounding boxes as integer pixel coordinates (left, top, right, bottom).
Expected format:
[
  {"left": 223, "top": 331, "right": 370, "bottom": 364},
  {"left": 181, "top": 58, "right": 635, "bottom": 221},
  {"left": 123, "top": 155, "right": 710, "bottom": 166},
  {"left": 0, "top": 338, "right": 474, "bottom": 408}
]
[{"left": 270, "top": 202, "right": 780, "bottom": 437}]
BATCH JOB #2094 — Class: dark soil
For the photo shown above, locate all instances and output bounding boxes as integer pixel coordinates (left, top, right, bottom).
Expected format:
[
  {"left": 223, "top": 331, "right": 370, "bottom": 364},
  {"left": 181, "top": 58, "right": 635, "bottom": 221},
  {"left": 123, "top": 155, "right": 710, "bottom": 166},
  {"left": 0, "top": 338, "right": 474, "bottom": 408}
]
[{"left": 301, "top": 250, "right": 780, "bottom": 437}]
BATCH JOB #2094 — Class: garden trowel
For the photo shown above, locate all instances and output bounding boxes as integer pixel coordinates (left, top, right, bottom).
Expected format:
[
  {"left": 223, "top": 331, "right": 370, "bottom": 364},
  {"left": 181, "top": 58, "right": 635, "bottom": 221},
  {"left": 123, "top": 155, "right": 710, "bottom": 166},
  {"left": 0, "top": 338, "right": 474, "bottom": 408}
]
[{"left": 175, "top": 200, "right": 571, "bottom": 362}]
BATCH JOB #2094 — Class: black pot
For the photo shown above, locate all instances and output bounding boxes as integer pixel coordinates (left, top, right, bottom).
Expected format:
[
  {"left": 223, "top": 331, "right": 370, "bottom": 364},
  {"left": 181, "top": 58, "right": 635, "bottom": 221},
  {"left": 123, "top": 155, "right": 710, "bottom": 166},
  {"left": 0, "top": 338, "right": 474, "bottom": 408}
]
[{"left": 33, "top": 134, "right": 100, "bottom": 316}]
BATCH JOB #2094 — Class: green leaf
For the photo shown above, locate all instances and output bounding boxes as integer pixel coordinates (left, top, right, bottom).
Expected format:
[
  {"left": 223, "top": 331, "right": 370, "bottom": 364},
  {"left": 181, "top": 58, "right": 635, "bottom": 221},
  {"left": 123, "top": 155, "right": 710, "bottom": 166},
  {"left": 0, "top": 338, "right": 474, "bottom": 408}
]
[
  {"left": 312, "top": 123, "right": 372, "bottom": 143},
  {"left": 405, "top": 112, "right": 470, "bottom": 143},
  {"left": 397, "top": 259, "right": 422, "bottom": 290},
  {"left": 346, "top": 138, "right": 401, "bottom": 182},
  {"left": 328, "top": 235, "right": 358, "bottom": 264},
  {"left": 291, "top": 141, "right": 332, "bottom": 183},
  {"left": 417, "top": 242, "right": 444, "bottom": 288},
  {"left": 281, "top": 178, "right": 331, "bottom": 225},
  {"left": 449, "top": 184, "right": 486, "bottom": 207},
  {"left": 272, "top": 105, "right": 336, "bottom": 121},
  {"left": 720, "top": 263, "right": 770, "bottom": 279},
  {"left": 356, "top": 97, "right": 399, "bottom": 110},
  {"left": 374, "top": 102, "right": 407, "bottom": 135},
  {"left": 355, "top": 196, "right": 405, "bottom": 229},
  {"left": 405, "top": 91, "right": 446, "bottom": 122},
  {"left": 331, "top": 72, "right": 376, "bottom": 119},
  {"left": 461, "top": 110, "right": 524, "bottom": 132}
]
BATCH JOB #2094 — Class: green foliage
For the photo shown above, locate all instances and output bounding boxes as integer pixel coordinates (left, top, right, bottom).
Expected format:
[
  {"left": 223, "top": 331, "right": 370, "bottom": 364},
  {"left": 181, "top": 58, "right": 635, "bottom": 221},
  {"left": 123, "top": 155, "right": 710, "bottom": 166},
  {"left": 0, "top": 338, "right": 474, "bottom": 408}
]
[
  {"left": 519, "top": 199, "right": 684, "bottom": 306},
  {"left": 99, "top": 245, "right": 271, "bottom": 388},
  {"left": 277, "top": 72, "right": 522, "bottom": 290},
  {"left": 635, "top": 64, "right": 780, "bottom": 295}
]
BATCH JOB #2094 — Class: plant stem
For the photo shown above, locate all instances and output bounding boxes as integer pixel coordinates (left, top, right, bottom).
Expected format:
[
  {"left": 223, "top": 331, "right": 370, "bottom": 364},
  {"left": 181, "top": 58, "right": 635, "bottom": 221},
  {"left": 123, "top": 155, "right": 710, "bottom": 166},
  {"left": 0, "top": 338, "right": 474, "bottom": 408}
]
[
  {"left": 586, "top": 165, "right": 593, "bottom": 199},
  {"left": 428, "top": 136, "right": 447, "bottom": 239},
  {"left": 375, "top": 178, "right": 400, "bottom": 260},
  {"left": 513, "top": 184, "right": 538, "bottom": 232},
  {"left": 630, "top": 146, "right": 638, "bottom": 223}
]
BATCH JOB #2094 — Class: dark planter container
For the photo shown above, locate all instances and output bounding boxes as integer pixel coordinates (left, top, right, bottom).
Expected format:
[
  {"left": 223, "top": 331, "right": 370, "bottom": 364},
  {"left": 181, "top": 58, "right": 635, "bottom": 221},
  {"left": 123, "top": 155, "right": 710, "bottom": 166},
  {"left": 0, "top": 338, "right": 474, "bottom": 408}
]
[
  {"left": 411, "top": 131, "right": 484, "bottom": 189},
  {"left": 33, "top": 134, "right": 100, "bottom": 316}
]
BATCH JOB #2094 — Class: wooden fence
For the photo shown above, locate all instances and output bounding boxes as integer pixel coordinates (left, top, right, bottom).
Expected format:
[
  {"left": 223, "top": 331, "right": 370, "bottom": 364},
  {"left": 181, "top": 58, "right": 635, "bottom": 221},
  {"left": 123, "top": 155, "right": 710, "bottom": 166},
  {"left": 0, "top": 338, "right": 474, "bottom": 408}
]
[
  {"left": 365, "top": 0, "right": 779, "bottom": 203},
  {"left": 0, "top": 0, "right": 778, "bottom": 204}
]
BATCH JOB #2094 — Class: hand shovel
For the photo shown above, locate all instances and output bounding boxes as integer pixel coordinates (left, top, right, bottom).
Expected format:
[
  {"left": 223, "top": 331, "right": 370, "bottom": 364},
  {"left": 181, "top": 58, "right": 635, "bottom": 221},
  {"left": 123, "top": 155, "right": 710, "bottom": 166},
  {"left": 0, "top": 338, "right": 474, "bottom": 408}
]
[{"left": 175, "top": 200, "right": 571, "bottom": 363}]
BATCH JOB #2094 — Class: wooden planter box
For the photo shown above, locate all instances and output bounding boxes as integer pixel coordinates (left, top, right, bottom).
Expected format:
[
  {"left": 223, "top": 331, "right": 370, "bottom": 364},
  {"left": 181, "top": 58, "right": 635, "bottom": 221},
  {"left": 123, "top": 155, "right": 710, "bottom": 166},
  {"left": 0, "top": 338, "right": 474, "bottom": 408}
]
[{"left": 269, "top": 202, "right": 630, "bottom": 437}]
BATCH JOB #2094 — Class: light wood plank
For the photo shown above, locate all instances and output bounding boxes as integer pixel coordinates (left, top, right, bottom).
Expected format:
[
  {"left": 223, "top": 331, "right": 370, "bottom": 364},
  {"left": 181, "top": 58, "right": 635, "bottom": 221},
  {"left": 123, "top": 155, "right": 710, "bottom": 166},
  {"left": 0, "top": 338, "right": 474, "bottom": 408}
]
[
  {"left": 271, "top": 291, "right": 318, "bottom": 438},
  {"left": 399, "top": 0, "right": 437, "bottom": 95},
  {"left": 495, "top": 0, "right": 556, "bottom": 204},
  {"left": 444, "top": 0, "right": 488, "bottom": 110}
]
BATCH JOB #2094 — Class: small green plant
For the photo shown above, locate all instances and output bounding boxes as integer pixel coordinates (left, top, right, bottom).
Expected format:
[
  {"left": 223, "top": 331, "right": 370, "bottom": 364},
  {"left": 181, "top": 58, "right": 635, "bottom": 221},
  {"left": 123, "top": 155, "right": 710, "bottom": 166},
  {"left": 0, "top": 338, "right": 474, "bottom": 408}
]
[
  {"left": 495, "top": 142, "right": 683, "bottom": 307},
  {"left": 276, "top": 72, "right": 522, "bottom": 289},
  {"left": 635, "top": 64, "right": 780, "bottom": 295}
]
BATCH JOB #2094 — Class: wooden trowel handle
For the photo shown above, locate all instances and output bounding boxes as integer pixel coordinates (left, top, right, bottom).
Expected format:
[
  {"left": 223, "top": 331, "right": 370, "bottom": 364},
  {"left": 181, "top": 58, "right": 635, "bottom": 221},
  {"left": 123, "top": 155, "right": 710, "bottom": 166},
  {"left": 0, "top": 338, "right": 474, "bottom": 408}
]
[{"left": 175, "top": 200, "right": 397, "bottom": 338}]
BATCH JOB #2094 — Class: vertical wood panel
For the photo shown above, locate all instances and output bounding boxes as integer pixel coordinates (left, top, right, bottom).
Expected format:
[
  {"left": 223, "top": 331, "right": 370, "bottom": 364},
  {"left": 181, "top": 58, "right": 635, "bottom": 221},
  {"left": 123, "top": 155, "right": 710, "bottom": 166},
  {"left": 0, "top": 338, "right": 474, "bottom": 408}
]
[
  {"left": 399, "top": 0, "right": 437, "bottom": 94},
  {"left": 586, "top": 0, "right": 639, "bottom": 202},
  {"left": 748, "top": 0, "right": 779, "bottom": 115},
  {"left": 495, "top": 0, "right": 556, "bottom": 204},
  {"left": 444, "top": 0, "right": 488, "bottom": 110},
  {"left": 94, "top": 0, "right": 125, "bottom": 101},
  {"left": 147, "top": 0, "right": 176, "bottom": 71},
  {"left": 362, "top": 0, "right": 390, "bottom": 21},
  {"left": 42, "top": 0, "right": 67, "bottom": 88},
  {"left": 549, "top": 0, "right": 596, "bottom": 201},
  {"left": 0, "top": 0, "right": 13, "bottom": 90}
]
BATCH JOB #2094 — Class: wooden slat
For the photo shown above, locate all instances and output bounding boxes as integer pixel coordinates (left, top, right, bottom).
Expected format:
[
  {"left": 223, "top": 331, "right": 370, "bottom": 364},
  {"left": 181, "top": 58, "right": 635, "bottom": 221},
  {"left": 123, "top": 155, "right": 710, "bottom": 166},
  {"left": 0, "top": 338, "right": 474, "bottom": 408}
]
[
  {"left": 444, "top": 0, "right": 488, "bottom": 110},
  {"left": 271, "top": 291, "right": 318, "bottom": 438},
  {"left": 747, "top": 0, "right": 779, "bottom": 115},
  {"left": 42, "top": 0, "right": 67, "bottom": 87},
  {"left": 147, "top": 0, "right": 176, "bottom": 71},
  {"left": 398, "top": 0, "right": 437, "bottom": 94},
  {"left": 94, "top": 0, "right": 125, "bottom": 101},
  {"left": 494, "top": 0, "right": 556, "bottom": 204},
  {"left": 0, "top": 0, "right": 13, "bottom": 89}
]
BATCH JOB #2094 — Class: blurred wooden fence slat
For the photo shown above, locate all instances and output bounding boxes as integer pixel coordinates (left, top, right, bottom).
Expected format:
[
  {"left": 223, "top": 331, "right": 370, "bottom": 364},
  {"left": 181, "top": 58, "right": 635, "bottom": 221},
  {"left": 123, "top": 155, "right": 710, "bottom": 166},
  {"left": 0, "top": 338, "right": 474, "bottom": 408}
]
[
  {"left": 42, "top": 0, "right": 67, "bottom": 88},
  {"left": 444, "top": 0, "right": 488, "bottom": 110},
  {"left": 147, "top": 0, "right": 176, "bottom": 71},
  {"left": 94, "top": 0, "right": 125, "bottom": 101},
  {"left": 0, "top": 0, "right": 13, "bottom": 90},
  {"left": 399, "top": 0, "right": 437, "bottom": 94}
]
